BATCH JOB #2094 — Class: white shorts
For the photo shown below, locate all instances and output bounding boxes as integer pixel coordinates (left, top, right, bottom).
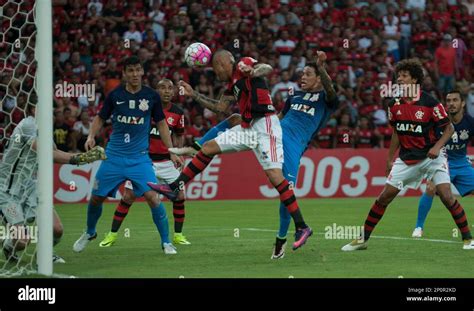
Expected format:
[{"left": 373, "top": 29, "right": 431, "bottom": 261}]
[
  {"left": 0, "top": 186, "right": 37, "bottom": 225},
  {"left": 386, "top": 150, "right": 451, "bottom": 190},
  {"left": 125, "top": 160, "right": 180, "bottom": 190},
  {"left": 214, "top": 114, "right": 284, "bottom": 170}
]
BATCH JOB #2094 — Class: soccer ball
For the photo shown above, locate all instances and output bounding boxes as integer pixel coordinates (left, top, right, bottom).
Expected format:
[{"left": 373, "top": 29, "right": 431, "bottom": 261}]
[{"left": 184, "top": 42, "right": 212, "bottom": 67}]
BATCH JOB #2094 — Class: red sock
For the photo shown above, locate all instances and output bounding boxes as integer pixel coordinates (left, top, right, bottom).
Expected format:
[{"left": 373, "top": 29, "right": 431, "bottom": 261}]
[
  {"left": 111, "top": 200, "right": 132, "bottom": 232},
  {"left": 447, "top": 200, "right": 472, "bottom": 240}
]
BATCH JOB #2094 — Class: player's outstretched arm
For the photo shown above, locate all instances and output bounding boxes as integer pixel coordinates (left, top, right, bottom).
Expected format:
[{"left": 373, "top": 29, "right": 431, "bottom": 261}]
[
  {"left": 248, "top": 63, "right": 273, "bottom": 78},
  {"left": 85, "top": 116, "right": 105, "bottom": 151},
  {"left": 179, "top": 80, "right": 233, "bottom": 113},
  {"left": 315, "top": 51, "right": 337, "bottom": 104},
  {"left": 427, "top": 123, "right": 454, "bottom": 159},
  {"left": 31, "top": 141, "right": 106, "bottom": 164},
  {"left": 157, "top": 119, "right": 183, "bottom": 167}
]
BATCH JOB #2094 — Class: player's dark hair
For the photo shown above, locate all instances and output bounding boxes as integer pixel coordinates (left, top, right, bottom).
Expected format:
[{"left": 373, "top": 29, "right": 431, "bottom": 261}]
[
  {"left": 395, "top": 58, "right": 424, "bottom": 84},
  {"left": 446, "top": 89, "right": 464, "bottom": 101},
  {"left": 122, "top": 56, "right": 142, "bottom": 70},
  {"left": 305, "top": 62, "right": 320, "bottom": 76}
]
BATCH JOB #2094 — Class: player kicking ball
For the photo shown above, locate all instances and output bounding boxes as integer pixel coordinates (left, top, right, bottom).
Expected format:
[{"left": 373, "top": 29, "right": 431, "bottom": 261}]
[
  {"left": 99, "top": 79, "right": 190, "bottom": 247},
  {"left": 172, "top": 51, "right": 338, "bottom": 258},
  {"left": 412, "top": 90, "right": 474, "bottom": 238},
  {"left": 0, "top": 103, "right": 106, "bottom": 263},
  {"left": 342, "top": 59, "right": 474, "bottom": 251},
  {"left": 148, "top": 50, "right": 313, "bottom": 251},
  {"left": 73, "top": 56, "right": 181, "bottom": 255}
]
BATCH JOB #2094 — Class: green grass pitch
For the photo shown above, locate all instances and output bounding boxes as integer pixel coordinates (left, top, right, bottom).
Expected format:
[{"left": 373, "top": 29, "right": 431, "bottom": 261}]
[{"left": 52, "top": 197, "right": 474, "bottom": 278}]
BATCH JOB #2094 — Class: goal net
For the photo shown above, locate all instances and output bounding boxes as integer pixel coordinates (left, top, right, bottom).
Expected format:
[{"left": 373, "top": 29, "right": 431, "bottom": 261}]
[{"left": 0, "top": 0, "right": 51, "bottom": 277}]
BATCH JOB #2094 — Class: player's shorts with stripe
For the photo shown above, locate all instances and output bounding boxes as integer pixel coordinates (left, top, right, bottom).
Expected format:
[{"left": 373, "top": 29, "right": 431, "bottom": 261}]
[
  {"left": 449, "top": 159, "right": 474, "bottom": 196},
  {"left": 0, "top": 183, "right": 37, "bottom": 225},
  {"left": 215, "top": 114, "right": 284, "bottom": 170},
  {"left": 386, "top": 150, "right": 450, "bottom": 190},
  {"left": 125, "top": 160, "right": 180, "bottom": 190},
  {"left": 92, "top": 154, "right": 157, "bottom": 198}
]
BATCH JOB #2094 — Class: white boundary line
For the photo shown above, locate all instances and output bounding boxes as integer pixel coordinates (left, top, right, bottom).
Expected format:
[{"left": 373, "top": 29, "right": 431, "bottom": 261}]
[{"left": 63, "top": 227, "right": 462, "bottom": 244}]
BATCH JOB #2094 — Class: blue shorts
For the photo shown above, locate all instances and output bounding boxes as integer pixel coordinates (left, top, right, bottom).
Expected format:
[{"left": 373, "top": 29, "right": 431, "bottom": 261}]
[
  {"left": 92, "top": 154, "right": 157, "bottom": 198},
  {"left": 449, "top": 160, "right": 474, "bottom": 197}
]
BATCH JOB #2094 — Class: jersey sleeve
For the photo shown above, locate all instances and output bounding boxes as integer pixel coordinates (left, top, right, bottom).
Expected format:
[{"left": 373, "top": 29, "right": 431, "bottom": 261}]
[
  {"left": 152, "top": 92, "right": 165, "bottom": 122},
  {"left": 175, "top": 112, "right": 185, "bottom": 136},
  {"left": 388, "top": 104, "right": 396, "bottom": 127},
  {"left": 432, "top": 102, "right": 450, "bottom": 128},
  {"left": 282, "top": 95, "right": 292, "bottom": 115},
  {"left": 236, "top": 57, "right": 258, "bottom": 75},
  {"left": 98, "top": 92, "right": 114, "bottom": 120}
]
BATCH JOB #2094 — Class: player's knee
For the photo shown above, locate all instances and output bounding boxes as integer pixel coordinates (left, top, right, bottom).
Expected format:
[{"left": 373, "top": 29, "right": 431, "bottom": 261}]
[
  {"left": 177, "top": 190, "right": 185, "bottom": 201},
  {"left": 122, "top": 190, "right": 136, "bottom": 205},
  {"left": 265, "top": 169, "right": 284, "bottom": 186},
  {"left": 144, "top": 191, "right": 160, "bottom": 207},
  {"left": 438, "top": 190, "right": 455, "bottom": 207},
  {"left": 90, "top": 195, "right": 105, "bottom": 206},
  {"left": 53, "top": 221, "right": 64, "bottom": 240},
  {"left": 378, "top": 189, "right": 397, "bottom": 206},
  {"left": 13, "top": 238, "right": 29, "bottom": 251},
  {"left": 425, "top": 181, "right": 436, "bottom": 196},
  {"left": 228, "top": 114, "right": 242, "bottom": 127},
  {"left": 201, "top": 141, "right": 220, "bottom": 156}
]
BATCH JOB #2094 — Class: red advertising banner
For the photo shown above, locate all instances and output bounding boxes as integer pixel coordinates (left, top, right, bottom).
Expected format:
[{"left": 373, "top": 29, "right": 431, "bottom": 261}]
[{"left": 53, "top": 148, "right": 474, "bottom": 203}]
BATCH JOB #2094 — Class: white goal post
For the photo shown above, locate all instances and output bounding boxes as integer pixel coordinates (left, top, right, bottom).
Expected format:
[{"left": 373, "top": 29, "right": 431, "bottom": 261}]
[{"left": 36, "top": 0, "right": 54, "bottom": 276}]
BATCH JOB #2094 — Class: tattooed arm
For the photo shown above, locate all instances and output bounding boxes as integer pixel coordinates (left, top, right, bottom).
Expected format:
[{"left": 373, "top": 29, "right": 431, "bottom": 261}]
[
  {"left": 239, "top": 62, "right": 273, "bottom": 78},
  {"left": 252, "top": 64, "right": 273, "bottom": 77},
  {"left": 191, "top": 91, "right": 235, "bottom": 113},
  {"left": 315, "top": 51, "right": 338, "bottom": 105},
  {"left": 178, "top": 80, "right": 233, "bottom": 113}
]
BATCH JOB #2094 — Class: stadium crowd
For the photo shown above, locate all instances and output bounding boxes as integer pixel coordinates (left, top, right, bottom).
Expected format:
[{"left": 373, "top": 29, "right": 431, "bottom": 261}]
[{"left": 1, "top": 0, "right": 474, "bottom": 153}]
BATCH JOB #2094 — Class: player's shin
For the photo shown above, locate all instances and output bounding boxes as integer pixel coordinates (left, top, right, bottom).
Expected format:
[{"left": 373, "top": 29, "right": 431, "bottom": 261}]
[
  {"left": 276, "top": 179, "right": 307, "bottom": 229},
  {"left": 170, "top": 151, "right": 214, "bottom": 191},
  {"left": 278, "top": 202, "right": 291, "bottom": 239},
  {"left": 173, "top": 200, "right": 185, "bottom": 233},
  {"left": 446, "top": 200, "right": 472, "bottom": 241},
  {"left": 363, "top": 200, "right": 388, "bottom": 241},
  {"left": 151, "top": 202, "right": 170, "bottom": 245},
  {"left": 416, "top": 192, "right": 434, "bottom": 229},
  {"left": 111, "top": 200, "right": 132, "bottom": 233},
  {"left": 86, "top": 201, "right": 103, "bottom": 236}
]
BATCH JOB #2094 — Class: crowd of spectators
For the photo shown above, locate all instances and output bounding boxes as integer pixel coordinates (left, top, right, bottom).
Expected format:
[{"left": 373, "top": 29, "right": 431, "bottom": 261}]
[{"left": 2, "top": 0, "right": 474, "bottom": 153}]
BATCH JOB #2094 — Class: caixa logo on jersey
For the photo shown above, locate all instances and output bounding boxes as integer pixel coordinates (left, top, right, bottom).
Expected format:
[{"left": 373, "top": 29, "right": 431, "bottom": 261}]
[
  {"left": 396, "top": 123, "right": 422, "bottom": 133},
  {"left": 290, "top": 103, "right": 315, "bottom": 116},
  {"left": 117, "top": 115, "right": 145, "bottom": 125}
]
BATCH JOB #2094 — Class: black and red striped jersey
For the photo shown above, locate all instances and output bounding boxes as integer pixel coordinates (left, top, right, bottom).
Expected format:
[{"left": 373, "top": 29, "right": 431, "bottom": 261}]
[
  {"left": 388, "top": 91, "right": 450, "bottom": 164},
  {"left": 149, "top": 103, "right": 185, "bottom": 161},
  {"left": 356, "top": 128, "right": 374, "bottom": 148},
  {"left": 226, "top": 57, "right": 276, "bottom": 128}
]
